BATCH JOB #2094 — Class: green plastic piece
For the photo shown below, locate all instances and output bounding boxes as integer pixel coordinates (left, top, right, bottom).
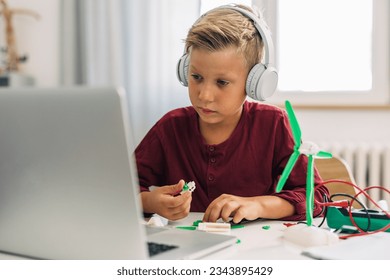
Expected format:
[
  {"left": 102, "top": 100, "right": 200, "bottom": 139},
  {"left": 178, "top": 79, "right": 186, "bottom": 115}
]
[
  {"left": 276, "top": 150, "right": 300, "bottom": 192},
  {"left": 176, "top": 226, "right": 197, "bottom": 230},
  {"left": 276, "top": 100, "right": 332, "bottom": 226},
  {"left": 306, "top": 155, "right": 314, "bottom": 226},
  {"left": 231, "top": 224, "right": 245, "bottom": 229},
  {"left": 262, "top": 225, "right": 270, "bottom": 230},
  {"left": 182, "top": 183, "right": 189, "bottom": 192},
  {"left": 326, "top": 207, "right": 390, "bottom": 232},
  {"left": 285, "top": 100, "right": 302, "bottom": 146},
  {"left": 317, "top": 151, "right": 332, "bottom": 158},
  {"left": 192, "top": 220, "right": 202, "bottom": 226}
]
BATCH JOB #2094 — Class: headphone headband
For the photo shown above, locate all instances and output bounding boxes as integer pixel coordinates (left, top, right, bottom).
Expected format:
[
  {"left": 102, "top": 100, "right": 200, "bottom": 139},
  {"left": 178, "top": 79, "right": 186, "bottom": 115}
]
[{"left": 211, "top": 4, "right": 275, "bottom": 66}]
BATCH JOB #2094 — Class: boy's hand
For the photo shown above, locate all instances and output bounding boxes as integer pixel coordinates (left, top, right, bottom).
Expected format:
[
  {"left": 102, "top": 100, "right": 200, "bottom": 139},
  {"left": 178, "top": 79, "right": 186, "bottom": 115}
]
[
  {"left": 141, "top": 180, "right": 192, "bottom": 221},
  {"left": 203, "top": 194, "right": 261, "bottom": 224}
]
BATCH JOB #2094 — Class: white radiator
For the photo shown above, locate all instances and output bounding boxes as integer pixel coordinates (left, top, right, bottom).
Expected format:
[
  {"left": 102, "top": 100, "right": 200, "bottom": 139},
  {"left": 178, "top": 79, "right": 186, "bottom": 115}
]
[{"left": 318, "top": 142, "right": 390, "bottom": 208}]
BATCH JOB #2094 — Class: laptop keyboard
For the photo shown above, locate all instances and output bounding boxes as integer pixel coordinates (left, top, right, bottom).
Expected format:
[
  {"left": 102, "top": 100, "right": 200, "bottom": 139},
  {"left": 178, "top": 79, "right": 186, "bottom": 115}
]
[{"left": 147, "top": 242, "right": 178, "bottom": 257}]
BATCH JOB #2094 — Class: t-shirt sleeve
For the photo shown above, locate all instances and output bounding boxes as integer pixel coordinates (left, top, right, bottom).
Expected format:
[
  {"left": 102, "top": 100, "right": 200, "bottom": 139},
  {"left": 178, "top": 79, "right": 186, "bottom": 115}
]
[{"left": 134, "top": 124, "right": 166, "bottom": 193}]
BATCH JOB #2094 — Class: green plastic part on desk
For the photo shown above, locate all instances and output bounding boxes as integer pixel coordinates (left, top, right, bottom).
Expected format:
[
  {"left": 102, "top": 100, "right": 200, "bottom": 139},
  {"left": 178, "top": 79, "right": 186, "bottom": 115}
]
[
  {"left": 231, "top": 224, "right": 245, "bottom": 229},
  {"left": 192, "top": 220, "right": 203, "bottom": 226},
  {"left": 176, "top": 226, "right": 197, "bottom": 230}
]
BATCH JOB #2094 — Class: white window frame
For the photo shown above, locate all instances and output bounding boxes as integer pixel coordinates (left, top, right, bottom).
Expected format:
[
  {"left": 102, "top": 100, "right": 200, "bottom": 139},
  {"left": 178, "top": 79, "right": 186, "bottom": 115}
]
[{"left": 254, "top": 0, "right": 390, "bottom": 106}]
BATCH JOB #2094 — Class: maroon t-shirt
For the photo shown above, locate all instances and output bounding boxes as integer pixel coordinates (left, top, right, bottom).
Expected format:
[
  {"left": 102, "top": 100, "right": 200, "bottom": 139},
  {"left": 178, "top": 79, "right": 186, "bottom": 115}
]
[{"left": 135, "top": 101, "right": 328, "bottom": 220}]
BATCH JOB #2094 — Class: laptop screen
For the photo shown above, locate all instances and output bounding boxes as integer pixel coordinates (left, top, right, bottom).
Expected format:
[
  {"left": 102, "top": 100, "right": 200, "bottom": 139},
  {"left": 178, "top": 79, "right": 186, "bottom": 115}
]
[{"left": 0, "top": 87, "right": 148, "bottom": 259}]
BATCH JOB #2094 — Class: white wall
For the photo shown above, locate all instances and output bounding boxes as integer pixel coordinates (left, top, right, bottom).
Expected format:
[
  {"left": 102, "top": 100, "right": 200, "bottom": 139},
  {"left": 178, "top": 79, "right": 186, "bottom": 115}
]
[
  {"left": 2, "top": 0, "right": 390, "bottom": 147},
  {"left": 295, "top": 109, "right": 390, "bottom": 146}
]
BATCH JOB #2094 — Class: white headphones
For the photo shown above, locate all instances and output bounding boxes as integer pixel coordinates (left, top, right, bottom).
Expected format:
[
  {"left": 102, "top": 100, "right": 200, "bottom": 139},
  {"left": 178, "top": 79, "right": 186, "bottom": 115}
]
[{"left": 176, "top": 4, "right": 278, "bottom": 101}]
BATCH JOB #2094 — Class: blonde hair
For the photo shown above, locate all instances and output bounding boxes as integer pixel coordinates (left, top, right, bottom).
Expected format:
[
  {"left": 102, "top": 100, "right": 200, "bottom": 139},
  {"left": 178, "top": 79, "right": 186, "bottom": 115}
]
[{"left": 185, "top": 5, "right": 264, "bottom": 70}]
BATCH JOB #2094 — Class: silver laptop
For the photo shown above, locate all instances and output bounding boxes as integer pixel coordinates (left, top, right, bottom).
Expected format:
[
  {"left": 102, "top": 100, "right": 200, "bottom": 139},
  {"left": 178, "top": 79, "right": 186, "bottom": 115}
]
[{"left": 0, "top": 87, "right": 236, "bottom": 260}]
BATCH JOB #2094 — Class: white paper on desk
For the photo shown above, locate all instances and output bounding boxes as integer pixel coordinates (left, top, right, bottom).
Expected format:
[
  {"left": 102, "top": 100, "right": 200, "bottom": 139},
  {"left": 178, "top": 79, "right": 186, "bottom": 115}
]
[{"left": 302, "top": 232, "right": 390, "bottom": 260}]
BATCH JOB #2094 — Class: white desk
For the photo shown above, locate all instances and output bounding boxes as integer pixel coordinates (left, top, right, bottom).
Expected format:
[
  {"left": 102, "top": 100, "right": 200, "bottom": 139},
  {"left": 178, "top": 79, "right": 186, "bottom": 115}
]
[
  {"left": 175, "top": 213, "right": 390, "bottom": 260},
  {"left": 167, "top": 212, "right": 311, "bottom": 260},
  {"left": 1, "top": 212, "right": 388, "bottom": 260},
  {"left": 0, "top": 212, "right": 311, "bottom": 260}
]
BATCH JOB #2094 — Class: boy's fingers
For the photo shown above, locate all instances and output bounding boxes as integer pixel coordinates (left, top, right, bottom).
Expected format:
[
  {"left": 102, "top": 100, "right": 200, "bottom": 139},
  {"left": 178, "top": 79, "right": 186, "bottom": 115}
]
[
  {"left": 156, "top": 180, "right": 185, "bottom": 195},
  {"left": 169, "top": 180, "right": 185, "bottom": 195}
]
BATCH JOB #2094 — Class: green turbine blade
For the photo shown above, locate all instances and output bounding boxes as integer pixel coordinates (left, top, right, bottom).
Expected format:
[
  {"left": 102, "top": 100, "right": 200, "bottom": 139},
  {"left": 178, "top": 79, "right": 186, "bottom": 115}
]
[
  {"left": 316, "top": 151, "right": 333, "bottom": 158},
  {"left": 276, "top": 150, "right": 300, "bottom": 192},
  {"left": 306, "top": 155, "right": 315, "bottom": 226},
  {"left": 285, "top": 100, "right": 302, "bottom": 149}
]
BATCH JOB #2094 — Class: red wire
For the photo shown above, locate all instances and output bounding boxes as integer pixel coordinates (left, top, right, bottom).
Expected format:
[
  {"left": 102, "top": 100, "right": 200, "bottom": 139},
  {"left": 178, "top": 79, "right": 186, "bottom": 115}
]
[{"left": 314, "top": 179, "right": 390, "bottom": 239}]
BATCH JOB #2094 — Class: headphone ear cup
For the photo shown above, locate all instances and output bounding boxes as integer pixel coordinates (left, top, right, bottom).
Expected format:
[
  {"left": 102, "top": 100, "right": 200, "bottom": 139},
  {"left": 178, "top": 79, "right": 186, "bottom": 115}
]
[
  {"left": 245, "top": 63, "right": 278, "bottom": 101},
  {"left": 246, "top": 64, "right": 265, "bottom": 100},
  {"left": 177, "top": 53, "right": 190, "bottom": 87}
]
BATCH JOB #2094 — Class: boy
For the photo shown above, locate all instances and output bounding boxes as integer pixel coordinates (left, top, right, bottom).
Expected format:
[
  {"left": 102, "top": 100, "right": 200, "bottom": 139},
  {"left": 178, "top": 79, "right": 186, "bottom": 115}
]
[{"left": 135, "top": 4, "right": 328, "bottom": 223}]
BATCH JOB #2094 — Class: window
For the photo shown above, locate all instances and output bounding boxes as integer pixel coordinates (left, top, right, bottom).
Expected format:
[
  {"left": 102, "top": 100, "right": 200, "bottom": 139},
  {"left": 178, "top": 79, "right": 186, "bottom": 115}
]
[
  {"left": 256, "top": 0, "right": 390, "bottom": 105},
  {"left": 278, "top": 0, "right": 372, "bottom": 92},
  {"left": 202, "top": 0, "right": 390, "bottom": 105}
]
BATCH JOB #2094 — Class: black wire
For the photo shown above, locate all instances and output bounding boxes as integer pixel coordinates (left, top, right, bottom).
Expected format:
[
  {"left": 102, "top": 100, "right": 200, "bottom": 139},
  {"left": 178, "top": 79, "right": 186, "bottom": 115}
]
[
  {"left": 298, "top": 192, "right": 372, "bottom": 231},
  {"left": 329, "top": 193, "right": 372, "bottom": 232},
  {"left": 315, "top": 194, "right": 329, "bottom": 227},
  {"left": 300, "top": 194, "right": 328, "bottom": 228}
]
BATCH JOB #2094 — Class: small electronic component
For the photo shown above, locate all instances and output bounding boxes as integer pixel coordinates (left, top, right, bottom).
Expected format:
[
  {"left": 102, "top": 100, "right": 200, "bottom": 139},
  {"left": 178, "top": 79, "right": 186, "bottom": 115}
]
[
  {"left": 180, "top": 181, "right": 196, "bottom": 194},
  {"left": 197, "top": 222, "right": 231, "bottom": 233},
  {"left": 176, "top": 220, "right": 238, "bottom": 233}
]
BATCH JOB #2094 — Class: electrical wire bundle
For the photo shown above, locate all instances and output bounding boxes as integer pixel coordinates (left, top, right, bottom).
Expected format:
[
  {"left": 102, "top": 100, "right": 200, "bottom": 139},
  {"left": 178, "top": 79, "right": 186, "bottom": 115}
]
[{"left": 314, "top": 179, "right": 390, "bottom": 239}]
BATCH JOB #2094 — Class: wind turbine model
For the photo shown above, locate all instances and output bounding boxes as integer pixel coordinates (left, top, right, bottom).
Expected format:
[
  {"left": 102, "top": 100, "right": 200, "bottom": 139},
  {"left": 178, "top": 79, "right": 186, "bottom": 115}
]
[{"left": 276, "top": 100, "right": 332, "bottom": 226}]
